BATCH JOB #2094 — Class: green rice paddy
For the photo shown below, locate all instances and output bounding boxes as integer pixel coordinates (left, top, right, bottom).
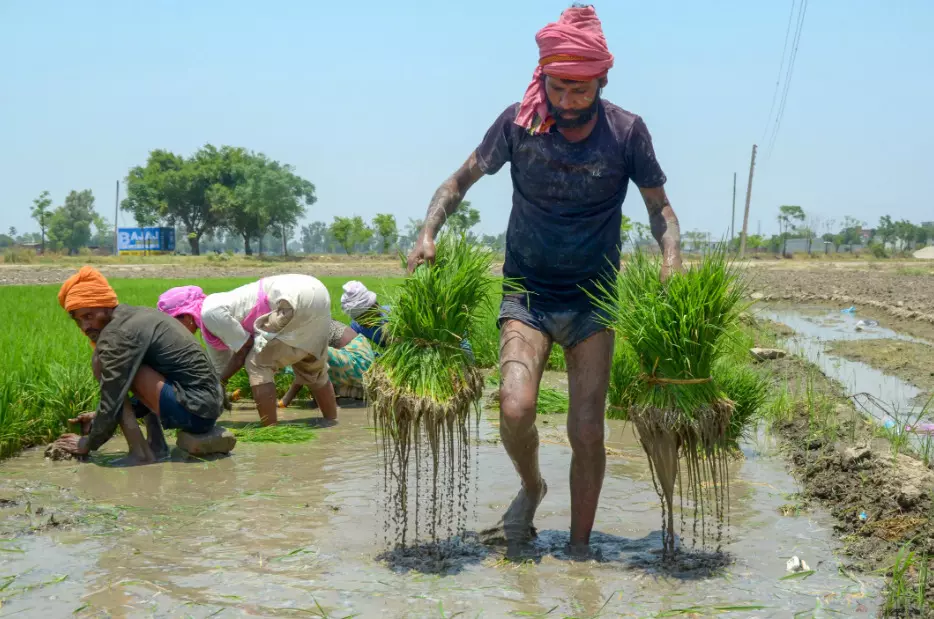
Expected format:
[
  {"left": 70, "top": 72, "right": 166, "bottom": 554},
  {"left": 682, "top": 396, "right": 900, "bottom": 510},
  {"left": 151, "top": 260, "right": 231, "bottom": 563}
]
[{"left": 0, "top": 275, "right": 566, "bottom": 459}]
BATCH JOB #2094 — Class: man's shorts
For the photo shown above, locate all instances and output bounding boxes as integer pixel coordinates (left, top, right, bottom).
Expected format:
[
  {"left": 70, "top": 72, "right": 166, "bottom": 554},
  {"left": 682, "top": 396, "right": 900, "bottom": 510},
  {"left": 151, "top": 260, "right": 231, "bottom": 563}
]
[
  {"left": 498, "top": 294, "right": 610, "bottom": 350},
  {"left": 132, "top": 385, "right": 215, "bottom": 434}
]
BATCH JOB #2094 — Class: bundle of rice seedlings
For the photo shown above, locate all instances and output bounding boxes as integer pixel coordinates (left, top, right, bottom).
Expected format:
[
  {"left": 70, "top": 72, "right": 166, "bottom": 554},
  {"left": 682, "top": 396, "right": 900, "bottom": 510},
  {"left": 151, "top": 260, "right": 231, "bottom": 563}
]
[
  {"left": 713, "top": 360, "right": 768, "bottom": 448},
  {"left": 590, "top": 246, "right": 748, "bottom": 559},
  {"left": 366, "top": 233, "right": 500, "bottom": 549}
]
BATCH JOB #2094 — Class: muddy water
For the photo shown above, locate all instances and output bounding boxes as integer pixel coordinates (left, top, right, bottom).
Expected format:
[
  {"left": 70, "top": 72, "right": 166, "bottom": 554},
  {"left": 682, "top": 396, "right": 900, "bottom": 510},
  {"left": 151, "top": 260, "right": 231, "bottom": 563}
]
[
  {"left": 758, "top": 304, "right": 931, "bottom": 425},
  {"left": 0, "top": 397, "right": 879, "bottom": 617}
]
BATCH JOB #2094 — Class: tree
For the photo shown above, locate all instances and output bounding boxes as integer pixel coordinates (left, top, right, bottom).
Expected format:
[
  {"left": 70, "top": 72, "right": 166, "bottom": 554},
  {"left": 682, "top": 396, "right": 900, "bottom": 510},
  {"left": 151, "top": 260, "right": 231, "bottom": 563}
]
[
  {"left": 400, "top": 218, "right": 424, "bottom": 252},
  {"left": 301, "top": 221, "right": 332, "bottom": 254},
  {"left": 632, "top": 222, "right": 650, "bottom": 247},
  {"left": 915, "top": 225, "right": 930, "bottom": 247},
  {"left": 30, "top": 190, "right": 53, "bottom": 254},
  {"left": 447, "top": 201, "right": 480, "bottom": 237},
  {"left": 123, "top": 145, "right": 278, "bottom": 255},
  {"left": 745, "top": 234, "right": 765, "bottom": 252},
  {"left": 330, "top": 216, "right": 373, "bottom": 254},
  {"left": 777, "top": 205, "right": 805, "bottom": 255},
  {"left": 620, "top": 214, "right": 633, "bottom": 246},
  {"left": 481, "top": 232, "right": 506, "bottom": 253},
  {"left": 876, "top": 215, "right": 896, "bottom": 247},
  {"left": 211, "top": 151, "right": 315, "bottom": 256},
  {"left": 8, "top": 227, "right": 16, "bottom": 238},
  {"left": 48, "top": 190, "right": 96, "bottom": 254},
  {"left": 894, "top": 219, "right": 917, "bottom": 251},
  {"left": 91, "top": 214, "right": 114, "bottom": 253},
  {"left": 373, "top": 214, "right": 398, "bottom": 254}
]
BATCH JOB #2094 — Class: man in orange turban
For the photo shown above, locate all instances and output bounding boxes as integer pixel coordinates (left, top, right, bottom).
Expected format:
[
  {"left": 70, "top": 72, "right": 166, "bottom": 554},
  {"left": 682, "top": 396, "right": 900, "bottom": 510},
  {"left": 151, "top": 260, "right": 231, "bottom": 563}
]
[
  {"left": 407, "top": 4, "right": 683, "bottom": 556},
  {"left": 52, "top": 266, "right": 228, "bottom": 464}
]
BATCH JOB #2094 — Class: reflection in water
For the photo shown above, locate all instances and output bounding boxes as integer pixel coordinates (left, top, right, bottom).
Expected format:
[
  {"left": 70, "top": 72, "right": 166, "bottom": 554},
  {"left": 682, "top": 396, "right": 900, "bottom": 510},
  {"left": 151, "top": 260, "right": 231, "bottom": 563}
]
[
  {"left": 758, "top": 305, "right": 929, "bottom": 425},
  {"left": 0, "top": 392, "right": 881, "bottom": 617}
]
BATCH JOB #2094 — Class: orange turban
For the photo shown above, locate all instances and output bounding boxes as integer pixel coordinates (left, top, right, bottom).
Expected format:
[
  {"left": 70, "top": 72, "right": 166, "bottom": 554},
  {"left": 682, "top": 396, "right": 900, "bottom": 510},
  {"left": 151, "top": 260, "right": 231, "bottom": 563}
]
[{"left": 57, "top": 266, "right": 119, "bottom": 313}]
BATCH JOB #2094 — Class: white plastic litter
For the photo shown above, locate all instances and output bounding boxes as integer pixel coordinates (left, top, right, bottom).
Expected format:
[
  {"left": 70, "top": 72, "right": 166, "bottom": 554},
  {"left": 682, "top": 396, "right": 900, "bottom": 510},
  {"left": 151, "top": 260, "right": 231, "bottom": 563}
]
[{"left": 786, "top": 556, "right": 810, "bottom": 573}]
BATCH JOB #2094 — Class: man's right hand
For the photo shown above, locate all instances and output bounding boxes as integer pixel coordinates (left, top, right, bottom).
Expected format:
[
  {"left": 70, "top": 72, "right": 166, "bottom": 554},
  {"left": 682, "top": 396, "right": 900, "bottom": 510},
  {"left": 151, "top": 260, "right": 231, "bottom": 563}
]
[
  {"left": 68, "top": 411, "right": 96, "bottom": 436},
  {"left": 406, "top": 236, "right": 436, "bottom": 274}
]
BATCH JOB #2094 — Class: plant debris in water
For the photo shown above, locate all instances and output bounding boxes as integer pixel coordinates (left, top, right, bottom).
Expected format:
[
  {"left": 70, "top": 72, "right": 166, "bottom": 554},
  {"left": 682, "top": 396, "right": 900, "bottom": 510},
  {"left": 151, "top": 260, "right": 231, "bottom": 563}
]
[
  {"left": 365, "top": 234, "right": 499, "bottom": 552},
  {"left": 591, "top": 246, "right": 748, "bottom": 559},
  {"left": 229, "top": 424, "right": 317, "bottom": 443}
]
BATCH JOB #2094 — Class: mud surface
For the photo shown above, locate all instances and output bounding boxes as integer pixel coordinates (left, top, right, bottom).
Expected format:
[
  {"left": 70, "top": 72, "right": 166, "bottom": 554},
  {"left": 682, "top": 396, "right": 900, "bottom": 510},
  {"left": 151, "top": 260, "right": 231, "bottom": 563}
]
[
  {"left": 747, "top": 264, "right": 934, "bottom": 335},
  {"left": 826, "top": 338, "right": 934, "bottom": 405},
  {"left": 0, "top": 392, "right": 878, "bottom": 617},
  {"left": 767, "top": 356, "right": 934, "bottom": 612}
]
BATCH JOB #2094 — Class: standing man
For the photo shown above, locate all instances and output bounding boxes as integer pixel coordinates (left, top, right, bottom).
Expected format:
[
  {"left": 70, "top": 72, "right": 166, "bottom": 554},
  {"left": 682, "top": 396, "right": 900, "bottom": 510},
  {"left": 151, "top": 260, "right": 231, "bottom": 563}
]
[{"left": 407, "top": 4, "right": 683, "bottom": 554}]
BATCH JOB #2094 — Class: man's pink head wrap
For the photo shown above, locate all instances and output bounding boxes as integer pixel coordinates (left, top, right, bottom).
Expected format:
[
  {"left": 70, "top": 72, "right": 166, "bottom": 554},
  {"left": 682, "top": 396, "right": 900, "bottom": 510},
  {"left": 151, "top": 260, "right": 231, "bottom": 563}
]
[
  {"left": 157, "top": 285, "right": 207, "bottom": 327},
  {"left": 515, "top": 5, "right": 614, "bottom": 135}
]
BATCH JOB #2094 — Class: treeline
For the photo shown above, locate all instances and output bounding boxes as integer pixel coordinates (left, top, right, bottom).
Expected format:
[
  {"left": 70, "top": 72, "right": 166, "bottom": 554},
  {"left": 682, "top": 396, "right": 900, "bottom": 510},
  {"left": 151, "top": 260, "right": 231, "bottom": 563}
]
[
  {"left": 120, "top": 145, "right": 314, "bottom": 256},
  {"left": 2, "top": 189, "right": 115, "bottom": 255},
  {"left": 736, "top": 208, "right": 933, "bottom": 256}
]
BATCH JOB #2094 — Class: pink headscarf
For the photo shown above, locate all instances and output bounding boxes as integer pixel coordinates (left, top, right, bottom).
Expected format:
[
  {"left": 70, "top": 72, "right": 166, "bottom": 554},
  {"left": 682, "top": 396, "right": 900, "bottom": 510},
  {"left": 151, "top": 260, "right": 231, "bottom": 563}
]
[
  {"left": 157, "top": 285, "right": 226, "bottom": 349},
  {"left": 515, "top": 5, "right": 615, "bottom": 135}
]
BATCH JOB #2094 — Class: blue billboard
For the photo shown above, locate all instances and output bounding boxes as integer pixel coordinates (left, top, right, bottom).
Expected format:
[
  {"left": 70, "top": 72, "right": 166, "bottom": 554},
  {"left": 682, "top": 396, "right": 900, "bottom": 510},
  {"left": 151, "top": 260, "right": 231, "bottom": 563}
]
[{"left": 117, "top": 227, "right": 176, "bottom": 254}]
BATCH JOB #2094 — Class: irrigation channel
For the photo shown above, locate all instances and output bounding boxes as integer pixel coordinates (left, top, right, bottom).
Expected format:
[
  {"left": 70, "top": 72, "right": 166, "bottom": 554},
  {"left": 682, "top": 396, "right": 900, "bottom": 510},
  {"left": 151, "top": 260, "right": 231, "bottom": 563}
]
[
  {"left": 8, "top": 305, "right": 933, "bottom": 616},
  {"left": 758, "top": 305, "right": 933, "bottom": 440}
]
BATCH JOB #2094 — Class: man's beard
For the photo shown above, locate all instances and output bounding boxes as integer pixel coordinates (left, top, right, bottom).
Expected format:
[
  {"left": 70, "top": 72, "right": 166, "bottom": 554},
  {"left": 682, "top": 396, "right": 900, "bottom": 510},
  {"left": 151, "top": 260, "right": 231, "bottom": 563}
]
[{"left": 547, "top": 93, "right": 601, "bottom": 128}]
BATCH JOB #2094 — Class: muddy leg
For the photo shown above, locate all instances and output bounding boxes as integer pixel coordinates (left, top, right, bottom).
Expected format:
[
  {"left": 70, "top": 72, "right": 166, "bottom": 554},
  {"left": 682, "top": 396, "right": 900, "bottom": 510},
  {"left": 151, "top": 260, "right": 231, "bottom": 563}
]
[
  {"left": 143, "top": 414, "right": 169, "bottom": 459},
  {"left": 252, "top": 382, "right": 279, "bottom": 426},
  {"left": 565, "top": 329, "right": 614, "bottom": 552},
  {"left": 114, "top": 399, "right": 155, "bottom": 466},
  {"left": 498, "top": 320, "right": 552, "bottom": 543},
  {"left": 279, "top": 381, "right": 302, "bottom": 408}
]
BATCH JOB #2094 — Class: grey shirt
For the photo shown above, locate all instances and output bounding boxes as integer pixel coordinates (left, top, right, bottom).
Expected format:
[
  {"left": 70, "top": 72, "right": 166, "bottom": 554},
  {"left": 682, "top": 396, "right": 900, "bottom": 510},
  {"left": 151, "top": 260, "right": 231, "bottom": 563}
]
[{"left": 88, "top": 305, "right": 223, "bottom": 450}]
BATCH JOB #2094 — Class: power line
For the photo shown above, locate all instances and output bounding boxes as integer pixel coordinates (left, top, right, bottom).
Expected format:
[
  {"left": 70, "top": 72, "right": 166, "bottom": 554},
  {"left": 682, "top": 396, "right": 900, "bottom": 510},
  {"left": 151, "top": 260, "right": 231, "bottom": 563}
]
[
  {"left": 760, "top": 0, "right": 798, "bottom": 145},
  {"left": 766, "top": 0, "right": 809, "bottom": 158}
]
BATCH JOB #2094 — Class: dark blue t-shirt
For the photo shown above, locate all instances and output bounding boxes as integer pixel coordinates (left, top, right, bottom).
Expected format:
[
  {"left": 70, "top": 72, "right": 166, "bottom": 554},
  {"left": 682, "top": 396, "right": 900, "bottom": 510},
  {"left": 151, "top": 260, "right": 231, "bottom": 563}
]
[{"left": 475, "top": 100, "right": 667, "bottom": 311}]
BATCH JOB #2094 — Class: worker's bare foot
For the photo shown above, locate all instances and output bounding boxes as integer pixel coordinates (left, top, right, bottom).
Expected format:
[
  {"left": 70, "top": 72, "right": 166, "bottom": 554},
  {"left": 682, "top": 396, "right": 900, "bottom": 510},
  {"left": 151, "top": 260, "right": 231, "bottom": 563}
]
[
  {"left": 109, "top": 453, "right": 156, "bottom": 467},
  {"left": 502, "top": 478, "right": 547, "bottom": 543},
  {"left": 566, "top": 541, "right": 602, "bottom": 562}
]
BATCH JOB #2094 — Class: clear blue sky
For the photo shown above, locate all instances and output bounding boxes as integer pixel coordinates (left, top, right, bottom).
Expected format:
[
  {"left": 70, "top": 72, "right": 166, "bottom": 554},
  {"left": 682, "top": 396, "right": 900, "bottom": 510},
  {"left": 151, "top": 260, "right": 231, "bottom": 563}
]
[{"left": 2, "top": 0, "right": 932, "bottom": 240}]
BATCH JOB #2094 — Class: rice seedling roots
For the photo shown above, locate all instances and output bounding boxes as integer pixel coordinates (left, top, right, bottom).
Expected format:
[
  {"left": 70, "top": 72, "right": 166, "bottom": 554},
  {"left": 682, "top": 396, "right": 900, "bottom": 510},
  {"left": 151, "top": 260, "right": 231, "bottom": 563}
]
[
  {"left": 366, "top": 363, "right": 484, "bottom": 553},
  {"left": 631, "top": 399, "right": 733, "bottom": 561}
]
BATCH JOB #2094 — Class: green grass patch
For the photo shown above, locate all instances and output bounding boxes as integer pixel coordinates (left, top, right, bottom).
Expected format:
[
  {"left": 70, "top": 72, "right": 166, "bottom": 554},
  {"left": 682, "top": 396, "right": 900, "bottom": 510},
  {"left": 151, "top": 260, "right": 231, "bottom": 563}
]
[
  {"left": 0, "top": 276, "right": 400, "bottom": 459},
  {"left": 227, "top": 423, "right": 317, "bottom": 443}
]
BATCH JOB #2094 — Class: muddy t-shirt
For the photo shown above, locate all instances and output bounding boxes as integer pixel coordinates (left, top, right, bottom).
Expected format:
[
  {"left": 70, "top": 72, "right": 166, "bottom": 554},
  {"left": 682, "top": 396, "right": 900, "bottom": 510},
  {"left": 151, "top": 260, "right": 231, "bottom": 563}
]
[
  {"left": 89, "top": 305, "right": 224, "bottom": 451},
  {"left": 475, "top": 100, "right": 667, "bottom": 311}
]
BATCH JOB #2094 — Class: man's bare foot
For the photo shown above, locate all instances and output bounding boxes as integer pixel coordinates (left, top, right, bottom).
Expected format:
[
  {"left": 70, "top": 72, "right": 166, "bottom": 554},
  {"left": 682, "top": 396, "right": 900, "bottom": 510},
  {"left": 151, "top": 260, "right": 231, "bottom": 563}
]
[
  {"left": 109, "top": 453, "right": 156, "bottom": 467},
  {"left": 502, "top": 478, "right": 547, "bottom": 543},
  {"left": 566, "top": 542, "right": 602, "bottom": 562}
]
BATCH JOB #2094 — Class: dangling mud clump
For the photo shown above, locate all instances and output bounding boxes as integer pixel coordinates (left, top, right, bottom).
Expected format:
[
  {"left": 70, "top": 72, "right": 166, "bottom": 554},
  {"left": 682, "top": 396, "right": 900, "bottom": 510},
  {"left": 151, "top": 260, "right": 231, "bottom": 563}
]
[
  {"left": 367, "top": 361, "right": 484, "bottom": 553},
  {"left": 631, "top": 399, "right": 733, "bottom": 560}
]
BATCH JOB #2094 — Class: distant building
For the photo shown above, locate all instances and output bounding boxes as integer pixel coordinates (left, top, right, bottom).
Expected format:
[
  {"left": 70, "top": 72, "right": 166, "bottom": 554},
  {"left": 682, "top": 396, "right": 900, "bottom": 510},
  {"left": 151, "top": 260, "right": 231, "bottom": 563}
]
[{"left": 922, "top": 221, "right": 934, "bottom": 229}]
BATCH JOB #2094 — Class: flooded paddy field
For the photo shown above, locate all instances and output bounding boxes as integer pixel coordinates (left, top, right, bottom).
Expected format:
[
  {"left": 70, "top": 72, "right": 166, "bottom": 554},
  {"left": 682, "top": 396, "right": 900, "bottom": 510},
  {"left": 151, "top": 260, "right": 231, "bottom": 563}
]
[{"left": 0, "top": 395, "right": 879, "bottom": 618}]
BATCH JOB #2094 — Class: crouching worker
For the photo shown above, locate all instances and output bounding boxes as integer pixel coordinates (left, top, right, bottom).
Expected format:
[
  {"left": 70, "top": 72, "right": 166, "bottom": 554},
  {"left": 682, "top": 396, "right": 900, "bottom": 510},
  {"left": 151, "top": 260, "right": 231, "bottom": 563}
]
[
  {"left": 278, "top": 319, "right": 375, "bottom": 407},
  {"left": 50, "top": 267, "right": 225, "bottom": 465},
  {"left": 157, "top": 275, "right": 337, "bottom": 426},
  {"left": 340, "top": 281, "right": 476, "bottom": 362}
]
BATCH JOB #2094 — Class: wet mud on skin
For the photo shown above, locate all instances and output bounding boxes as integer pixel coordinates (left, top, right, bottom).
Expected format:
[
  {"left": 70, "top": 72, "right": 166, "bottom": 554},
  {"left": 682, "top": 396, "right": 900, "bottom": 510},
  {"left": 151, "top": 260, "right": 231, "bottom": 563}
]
[{"left": 0, "top": 395, "right": 880, "bottom": 617}]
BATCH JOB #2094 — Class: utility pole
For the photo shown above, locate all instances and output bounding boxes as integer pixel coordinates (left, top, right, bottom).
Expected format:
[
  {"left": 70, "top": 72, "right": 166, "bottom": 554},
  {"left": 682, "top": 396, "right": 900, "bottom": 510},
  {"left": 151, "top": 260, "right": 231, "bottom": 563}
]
[
  {"left": 738, "top": 144, "right": 757, "bottom": 258},
  {"left": 730, "top": 172, "right": 737, "bottom": 243},
  {"left": 113, "top": 180, "right": 119, "bottom": 256}
]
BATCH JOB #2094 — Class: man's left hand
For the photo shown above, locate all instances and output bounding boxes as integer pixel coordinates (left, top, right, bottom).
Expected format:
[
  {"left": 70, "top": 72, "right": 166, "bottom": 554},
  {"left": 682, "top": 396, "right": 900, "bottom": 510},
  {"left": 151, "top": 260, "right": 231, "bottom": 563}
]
[{"left": 54, "top": 434, "right": 90, "bottom": 456}]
